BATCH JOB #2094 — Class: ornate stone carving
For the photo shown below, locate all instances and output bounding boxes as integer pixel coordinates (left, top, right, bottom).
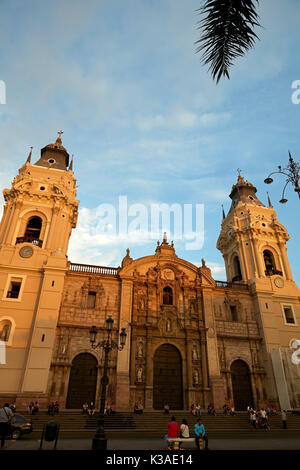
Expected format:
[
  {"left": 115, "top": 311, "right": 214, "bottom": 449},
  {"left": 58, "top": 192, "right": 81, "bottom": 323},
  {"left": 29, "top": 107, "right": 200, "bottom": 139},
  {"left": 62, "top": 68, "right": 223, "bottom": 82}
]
[
  {"left": 136, "top": 366, "right": 143, "bottom": 383},
  {"left": 192, "top": 345, "right": 198, "bottom": 361},
  {"left": 193, "top": 369, "right": 199, "bottom": 385}
]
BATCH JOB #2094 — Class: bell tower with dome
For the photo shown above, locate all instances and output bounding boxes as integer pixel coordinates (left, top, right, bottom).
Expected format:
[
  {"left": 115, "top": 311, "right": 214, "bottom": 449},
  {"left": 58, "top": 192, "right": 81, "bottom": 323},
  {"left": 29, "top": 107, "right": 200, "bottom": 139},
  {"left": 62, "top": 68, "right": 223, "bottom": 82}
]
[
  {"left": 0, "top": 133, "right": 79, "bottom": 407},
  {"left": 217, "top": 171, "right": 300, "bottom": 410},
  {"left": 217, "top": 170, "right": 293, "bottom": 284}
]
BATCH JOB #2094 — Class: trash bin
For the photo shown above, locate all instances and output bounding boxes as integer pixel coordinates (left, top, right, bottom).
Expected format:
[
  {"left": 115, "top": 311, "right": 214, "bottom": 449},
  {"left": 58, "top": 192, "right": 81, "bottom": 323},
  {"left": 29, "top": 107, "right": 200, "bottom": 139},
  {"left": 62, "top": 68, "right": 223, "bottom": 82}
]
[
  {"left": 40, "top": 421, "right": 60, "bottom": 449},
  {"left": 44, "top": 421, "right": 59, "bottom": 441}
]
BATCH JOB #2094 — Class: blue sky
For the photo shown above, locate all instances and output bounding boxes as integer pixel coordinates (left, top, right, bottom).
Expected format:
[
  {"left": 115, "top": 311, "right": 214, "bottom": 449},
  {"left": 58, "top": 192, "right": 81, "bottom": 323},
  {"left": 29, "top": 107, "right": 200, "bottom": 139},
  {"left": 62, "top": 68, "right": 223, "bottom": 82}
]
[{"left": 0, "top": 0, "right": 299, "bottom": 283}]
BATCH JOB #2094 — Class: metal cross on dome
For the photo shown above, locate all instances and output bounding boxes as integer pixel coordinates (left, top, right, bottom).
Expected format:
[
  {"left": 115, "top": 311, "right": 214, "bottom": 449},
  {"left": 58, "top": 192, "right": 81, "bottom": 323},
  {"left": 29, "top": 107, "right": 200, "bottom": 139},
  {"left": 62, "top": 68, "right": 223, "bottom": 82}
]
[
  {"left": 237, "top": 168, "right": 242, "bottom": 177},
  {"left": 57, "top": 130, "right": 64, "bottom": 138}
]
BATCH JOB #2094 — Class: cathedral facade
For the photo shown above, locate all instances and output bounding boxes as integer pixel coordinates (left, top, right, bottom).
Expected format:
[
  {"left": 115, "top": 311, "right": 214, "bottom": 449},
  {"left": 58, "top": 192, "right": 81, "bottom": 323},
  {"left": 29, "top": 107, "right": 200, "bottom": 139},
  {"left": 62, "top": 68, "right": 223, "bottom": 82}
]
[{"left": 0, "top": 135, "right": 300, "bottom": 411}]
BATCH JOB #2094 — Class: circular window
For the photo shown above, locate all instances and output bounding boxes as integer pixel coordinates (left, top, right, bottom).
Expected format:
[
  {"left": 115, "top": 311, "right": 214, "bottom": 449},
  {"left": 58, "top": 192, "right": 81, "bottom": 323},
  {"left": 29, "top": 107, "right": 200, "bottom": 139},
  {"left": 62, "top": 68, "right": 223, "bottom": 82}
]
[
  {"left": 40, "top": 186, "right": 45, "bottom": 191},
  {"left": 248, "top": 196, "right": 254, "bottom": 200},
  {"left": 262, "top": 223, "right": 266, "bottom": 227},
  {"left": 48, "top": 158, "right": 56, "bottom": 164}
]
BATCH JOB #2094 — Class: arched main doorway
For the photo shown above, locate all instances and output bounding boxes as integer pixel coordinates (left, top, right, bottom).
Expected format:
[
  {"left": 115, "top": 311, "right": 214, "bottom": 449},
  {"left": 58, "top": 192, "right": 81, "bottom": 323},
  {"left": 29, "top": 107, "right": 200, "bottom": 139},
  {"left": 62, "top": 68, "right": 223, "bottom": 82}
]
[
  {"left": 66, "top": 353, "right": 98, "bottom": 409},
  {"left": 231, "top": 360, "right": 253, "bottom": 410},
  {"left": 153, "top": 344, "right": 183, "bottom": 410}
]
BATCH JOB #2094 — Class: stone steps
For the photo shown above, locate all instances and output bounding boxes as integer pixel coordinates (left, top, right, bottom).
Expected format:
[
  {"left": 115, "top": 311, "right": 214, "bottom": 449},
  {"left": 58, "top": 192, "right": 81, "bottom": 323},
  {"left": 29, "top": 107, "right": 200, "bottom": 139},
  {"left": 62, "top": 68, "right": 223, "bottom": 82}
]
[{"left": 17, "top": 411, "right": 300, "bottom": 432}]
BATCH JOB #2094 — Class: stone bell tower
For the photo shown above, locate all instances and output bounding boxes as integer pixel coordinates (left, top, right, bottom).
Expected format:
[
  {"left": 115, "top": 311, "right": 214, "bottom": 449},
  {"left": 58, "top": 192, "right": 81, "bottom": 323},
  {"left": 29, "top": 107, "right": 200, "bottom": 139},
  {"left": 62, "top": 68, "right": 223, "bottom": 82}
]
[
  {"left": 0, "top": 133, "right": 79, "bottom": 406},
  {"left": 217, "top": 171, "right": 300, "bottom": 410},
  {"left": 216, "top": 171, "right": 293, "bottom": 284}
]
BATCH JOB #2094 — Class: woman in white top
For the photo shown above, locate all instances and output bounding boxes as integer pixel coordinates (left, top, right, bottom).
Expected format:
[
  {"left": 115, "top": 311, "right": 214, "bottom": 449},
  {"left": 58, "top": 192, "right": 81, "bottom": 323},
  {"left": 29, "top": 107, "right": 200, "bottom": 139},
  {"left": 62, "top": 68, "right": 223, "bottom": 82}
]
[{"left": 179, "top": 419, "right": 190, "bottom": 449}]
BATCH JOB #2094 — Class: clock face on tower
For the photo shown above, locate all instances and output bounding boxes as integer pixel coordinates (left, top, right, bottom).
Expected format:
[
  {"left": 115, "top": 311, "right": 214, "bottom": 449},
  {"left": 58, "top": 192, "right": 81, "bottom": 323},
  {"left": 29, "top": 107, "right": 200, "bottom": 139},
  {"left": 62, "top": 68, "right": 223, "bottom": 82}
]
[
  {"left": 274, "top": 277, "right": 284, "bottom": 288},
  {"left": 19, "top": 245, "right": 34, "bottom": 258}
]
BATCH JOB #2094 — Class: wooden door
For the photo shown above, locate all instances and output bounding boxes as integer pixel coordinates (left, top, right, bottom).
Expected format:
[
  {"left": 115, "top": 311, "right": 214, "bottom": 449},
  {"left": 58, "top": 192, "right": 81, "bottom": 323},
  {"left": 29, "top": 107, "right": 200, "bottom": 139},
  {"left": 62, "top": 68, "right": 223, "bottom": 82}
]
[
  {"left": 66, "top": 353, "right": 98, "bottom": 409},
  {"left": 153, "top": 344, "right": 183, "bottom": 410}
]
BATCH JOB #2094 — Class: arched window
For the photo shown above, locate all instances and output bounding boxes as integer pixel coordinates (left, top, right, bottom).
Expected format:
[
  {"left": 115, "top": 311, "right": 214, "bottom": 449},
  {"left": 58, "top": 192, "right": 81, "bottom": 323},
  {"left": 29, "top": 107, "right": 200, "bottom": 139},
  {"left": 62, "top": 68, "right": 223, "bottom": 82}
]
[
  {"left": 25, "top": 217, "right": 42, "bottom": 239},
  {"left": 0, "top": 319, "right": 12, "bottom": 342},
  {"left": 232, "top": 256, "right": 242, "bottom": 282},
  {"left": 16, "top": 216, "right": 43, "bottom": 247},
  {"left": 163, "top": 286, "right": 173, "bottom": 305},
  {"left": 263, "top": 250, "right": 276, "bottom": 275}
]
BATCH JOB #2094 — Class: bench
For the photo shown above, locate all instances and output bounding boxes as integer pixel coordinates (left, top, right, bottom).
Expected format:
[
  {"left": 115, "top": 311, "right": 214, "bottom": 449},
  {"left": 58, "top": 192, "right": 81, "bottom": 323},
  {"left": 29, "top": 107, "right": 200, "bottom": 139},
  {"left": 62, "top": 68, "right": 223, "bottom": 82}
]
[{"left": 167, "top": 437, "right": 204, "bottom": 450}]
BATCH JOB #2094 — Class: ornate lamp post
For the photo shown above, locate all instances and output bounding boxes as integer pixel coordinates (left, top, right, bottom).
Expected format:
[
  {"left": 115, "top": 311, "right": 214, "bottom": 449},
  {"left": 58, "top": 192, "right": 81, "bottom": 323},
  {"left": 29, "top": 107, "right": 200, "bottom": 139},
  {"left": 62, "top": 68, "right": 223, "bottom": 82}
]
[
  {"left": 264, "top": 151, "right": 300, "bottom": 203},
  {"left": 89, "top": 316, "right": 127, "bottom": 450}
]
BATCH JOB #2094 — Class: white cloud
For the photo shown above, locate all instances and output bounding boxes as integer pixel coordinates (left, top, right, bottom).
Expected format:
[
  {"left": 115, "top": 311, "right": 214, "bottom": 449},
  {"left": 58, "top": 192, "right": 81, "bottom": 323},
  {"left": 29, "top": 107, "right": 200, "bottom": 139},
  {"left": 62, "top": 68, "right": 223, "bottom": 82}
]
[{"left": 136, "top": 110, "right": 231, "bottom": 131}]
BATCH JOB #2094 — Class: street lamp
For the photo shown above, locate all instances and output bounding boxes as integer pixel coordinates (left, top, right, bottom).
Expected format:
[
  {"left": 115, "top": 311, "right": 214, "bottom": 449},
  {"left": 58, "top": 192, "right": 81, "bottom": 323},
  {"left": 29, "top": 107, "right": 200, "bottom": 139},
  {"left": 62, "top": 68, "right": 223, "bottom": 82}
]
[
  {"left": 89, "top": 316, "right": 127, "bottom": 450},
  {"left": 264, "top": 151, "right": 300, "bottom": 204}
]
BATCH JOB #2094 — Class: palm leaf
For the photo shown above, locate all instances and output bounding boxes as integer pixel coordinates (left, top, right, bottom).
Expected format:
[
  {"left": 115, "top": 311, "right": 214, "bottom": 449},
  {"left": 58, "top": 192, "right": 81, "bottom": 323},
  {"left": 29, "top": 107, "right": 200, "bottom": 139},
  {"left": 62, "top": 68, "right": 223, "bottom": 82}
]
[{"left": 195, "top": 0, "right": 261, "bottom": 83}]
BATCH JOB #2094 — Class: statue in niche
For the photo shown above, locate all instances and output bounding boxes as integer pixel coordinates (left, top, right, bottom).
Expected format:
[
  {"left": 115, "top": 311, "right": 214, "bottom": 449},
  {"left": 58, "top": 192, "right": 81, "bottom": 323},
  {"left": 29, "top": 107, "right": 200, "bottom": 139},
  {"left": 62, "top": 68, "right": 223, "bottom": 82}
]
[
  {"left": 136, "top": 366, "right": 143, "bottom": 383},
  {"left": 218, "top": 348, "right": 225, "bottom": 367},
  {"left": 193, "top": 369, "right": 199, "bottom": 385},
  {"left": 166, "top": 319, "right": 171, "bottom": 332},
  {"left": 137, "top": 342, "right": 143, "bottom": 357},
  {"left": 192, "top": 346, "right": 198, "bottom": 361}
]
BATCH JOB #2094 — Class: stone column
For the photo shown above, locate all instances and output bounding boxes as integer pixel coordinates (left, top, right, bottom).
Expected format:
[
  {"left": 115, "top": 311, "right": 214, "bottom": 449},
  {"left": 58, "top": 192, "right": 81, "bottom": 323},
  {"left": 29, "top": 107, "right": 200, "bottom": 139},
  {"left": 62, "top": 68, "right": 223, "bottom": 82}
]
[
  {"left": 115, "top": 279, "right": 133, "bottom": 410},
  {"left": 185, "top": 333, "right": 194, "bottom": 408},
  {"left": 202, "top": 288, "right": 225, "bottom": 409},
  {"left": 145, "top": 329, "right": 153, "bottom": 409},
  {"left": 278, "top": 241, "right": 293, "bottom": 280}
]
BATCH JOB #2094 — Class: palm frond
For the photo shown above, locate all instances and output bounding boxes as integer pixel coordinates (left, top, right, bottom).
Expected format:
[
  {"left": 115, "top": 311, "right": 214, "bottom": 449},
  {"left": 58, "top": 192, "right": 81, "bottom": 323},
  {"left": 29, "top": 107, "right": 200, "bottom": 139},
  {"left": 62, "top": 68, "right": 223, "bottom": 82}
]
[{"left": 195, "top": 0, "right": 261, "bottom": 83}]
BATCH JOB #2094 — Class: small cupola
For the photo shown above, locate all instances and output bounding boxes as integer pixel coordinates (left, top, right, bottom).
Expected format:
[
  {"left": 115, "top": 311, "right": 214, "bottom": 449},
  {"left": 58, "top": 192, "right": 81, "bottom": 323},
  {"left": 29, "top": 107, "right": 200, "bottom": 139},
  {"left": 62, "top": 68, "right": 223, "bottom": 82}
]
[{"left": 34, "top": 131, "right": 70, "bottom": 170}]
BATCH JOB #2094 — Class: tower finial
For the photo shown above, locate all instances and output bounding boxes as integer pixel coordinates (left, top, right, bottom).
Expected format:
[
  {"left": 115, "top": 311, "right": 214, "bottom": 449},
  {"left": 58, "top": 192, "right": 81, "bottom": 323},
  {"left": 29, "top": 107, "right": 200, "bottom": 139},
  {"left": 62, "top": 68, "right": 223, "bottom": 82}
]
[
  {"left": 56, "top": 130, "right": 64, "bottom": 144},
  {"left": 163, "top": 232, "right": 167, "bottom": 243},
  {"left": 26, "top": 146, "right": 33, "bottom": 163},
  {"left": 267, "top": 192, "right": 273, "bottom": 208},
  {"left": 222, "top": 204, "right": 226, "bottom": 220}
]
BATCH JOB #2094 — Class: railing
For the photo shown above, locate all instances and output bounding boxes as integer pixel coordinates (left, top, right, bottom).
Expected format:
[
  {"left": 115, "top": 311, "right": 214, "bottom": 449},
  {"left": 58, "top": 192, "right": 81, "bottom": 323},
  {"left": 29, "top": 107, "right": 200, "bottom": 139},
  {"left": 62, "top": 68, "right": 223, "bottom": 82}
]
[
  {"left": 215, "top": 280, "right": 248, "bottom": 290},
  {"left": 265, "top": 269, "right": 283, "bottom": 276},
  {"left": 16, "top": 235, "right": 43, "bottom": 248},
  {"left": 69, "top": 263, "right": 119, "bottom": 276}
]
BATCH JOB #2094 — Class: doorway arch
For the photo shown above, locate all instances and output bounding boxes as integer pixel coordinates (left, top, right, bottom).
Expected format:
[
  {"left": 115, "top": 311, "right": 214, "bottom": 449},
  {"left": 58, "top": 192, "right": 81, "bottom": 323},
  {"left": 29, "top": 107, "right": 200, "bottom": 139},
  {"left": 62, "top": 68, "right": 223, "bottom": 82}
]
[
  {"left": 66, "top": 353, "right": 98, "bottom": 409},
  {"left": 153, "top": 344, "right": 183, "bottom": 410},
  {"left": 231, "top": 360, "right": 253, "bottom": 410}
]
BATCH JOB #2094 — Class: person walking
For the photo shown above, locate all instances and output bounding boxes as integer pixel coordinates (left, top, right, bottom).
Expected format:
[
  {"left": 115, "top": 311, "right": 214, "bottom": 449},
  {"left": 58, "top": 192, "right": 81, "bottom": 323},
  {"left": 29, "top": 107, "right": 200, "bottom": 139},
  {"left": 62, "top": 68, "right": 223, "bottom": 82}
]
[
  {"left": 0, "top": 403, "right": 14, "bottom": 449},
  {"left": 194, "top": 418, "right": 209, "bottom": 451},
  {"left": 281, "top": 410, "right": 287, "bottom": 429}
]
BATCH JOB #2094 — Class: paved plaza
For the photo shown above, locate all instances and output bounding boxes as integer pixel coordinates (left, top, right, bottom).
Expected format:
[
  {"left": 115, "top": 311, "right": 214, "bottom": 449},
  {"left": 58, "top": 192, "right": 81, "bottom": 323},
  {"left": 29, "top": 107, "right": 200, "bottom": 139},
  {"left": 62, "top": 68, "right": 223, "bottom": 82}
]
[{"left": 1, "top": 432, "right": 300, "bottom": 451}]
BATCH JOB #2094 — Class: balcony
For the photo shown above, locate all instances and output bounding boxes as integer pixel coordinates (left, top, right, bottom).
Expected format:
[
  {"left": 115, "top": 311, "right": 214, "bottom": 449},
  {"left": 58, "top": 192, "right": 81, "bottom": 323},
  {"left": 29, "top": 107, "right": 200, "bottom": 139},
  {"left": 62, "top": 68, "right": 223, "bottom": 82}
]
[
  {"left": 16, "top": 234, "right": 43, "bottom": 248},
  {"left": 69, "top": 262, "right": 119, "bottom": 276},
  {"left": 265, "top": 268, "right": 283, "bottom": 277},
  {"left": 215, "top": 280, "right": 248, "bottom": 290}
]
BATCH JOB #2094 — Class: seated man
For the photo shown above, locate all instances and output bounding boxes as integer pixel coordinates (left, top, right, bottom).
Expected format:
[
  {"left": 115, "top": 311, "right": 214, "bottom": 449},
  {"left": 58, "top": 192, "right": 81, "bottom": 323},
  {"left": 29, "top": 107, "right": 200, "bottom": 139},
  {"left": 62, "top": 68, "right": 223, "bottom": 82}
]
[{"left": 194, "top": 418, "right": 209, "bottom": 451}]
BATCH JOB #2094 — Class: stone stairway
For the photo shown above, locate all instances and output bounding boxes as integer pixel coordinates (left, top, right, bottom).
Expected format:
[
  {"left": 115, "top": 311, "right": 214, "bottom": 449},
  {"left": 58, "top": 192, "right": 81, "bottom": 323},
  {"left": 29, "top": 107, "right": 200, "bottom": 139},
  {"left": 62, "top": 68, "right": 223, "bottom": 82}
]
[{"left": 18, "top": 410, "right": 300, "bottom": 434}]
